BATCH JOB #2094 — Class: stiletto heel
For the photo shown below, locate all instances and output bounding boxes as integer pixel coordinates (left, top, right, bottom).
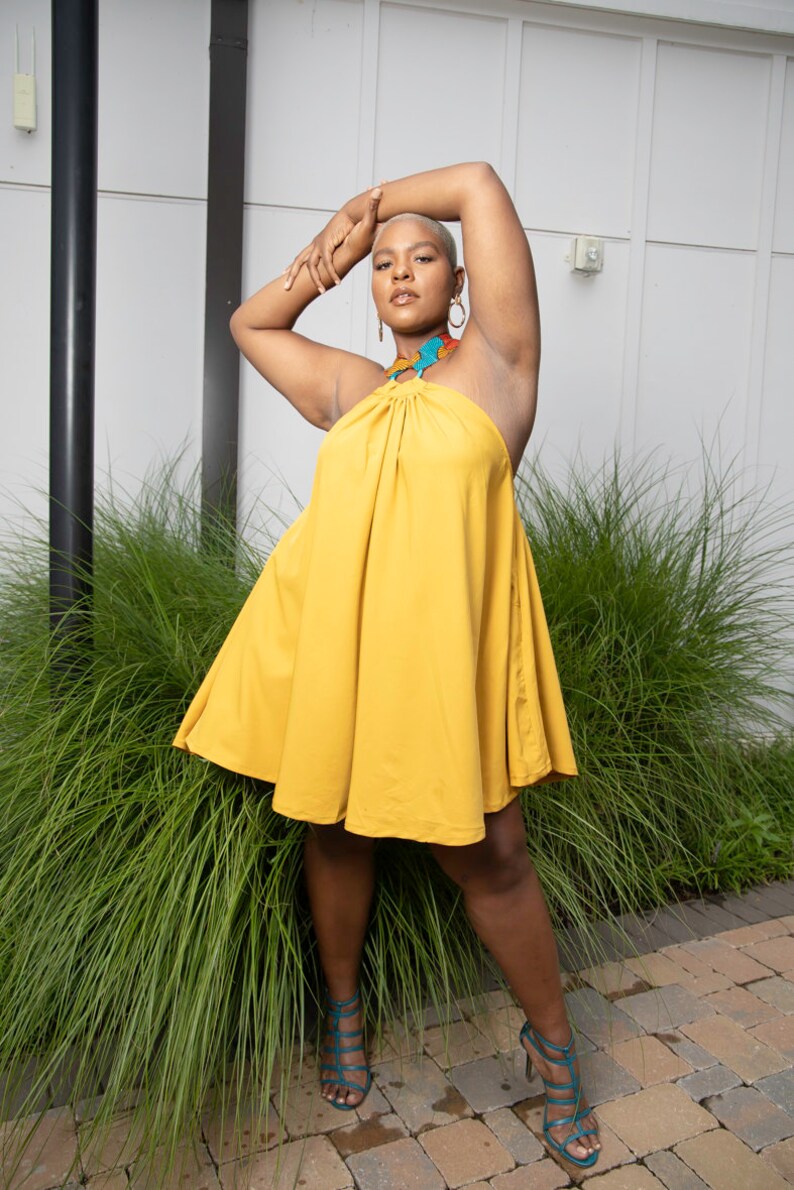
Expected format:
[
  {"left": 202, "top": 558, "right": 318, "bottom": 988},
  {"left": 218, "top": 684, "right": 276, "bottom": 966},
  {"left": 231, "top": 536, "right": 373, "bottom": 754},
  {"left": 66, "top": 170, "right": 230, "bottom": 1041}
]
[
  {"left": 519, "top": 1020, "right": 599, "bottom": 1169},
  {"left": 320, "top": 988, "right": 372, "bottom": 1111}
]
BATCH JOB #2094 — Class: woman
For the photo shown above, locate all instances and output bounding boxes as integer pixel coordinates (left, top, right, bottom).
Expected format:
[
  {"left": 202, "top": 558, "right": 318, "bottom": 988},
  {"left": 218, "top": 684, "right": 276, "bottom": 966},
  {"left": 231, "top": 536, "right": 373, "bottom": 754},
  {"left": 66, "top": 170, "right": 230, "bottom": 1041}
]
[{"left": 173, "top": 163, "right": 600, "bottom": 1168}]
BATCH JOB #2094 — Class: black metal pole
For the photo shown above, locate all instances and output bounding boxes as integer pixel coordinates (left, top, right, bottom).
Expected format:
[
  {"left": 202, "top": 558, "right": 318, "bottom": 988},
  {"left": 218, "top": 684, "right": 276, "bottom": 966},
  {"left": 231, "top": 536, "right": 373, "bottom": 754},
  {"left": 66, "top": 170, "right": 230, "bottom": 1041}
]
[
  {"left": 202, "top": 0, "right": 248, "bottom": 552},
  {"left": 50, "top": 0, "right": 98, "bottom": 643}
]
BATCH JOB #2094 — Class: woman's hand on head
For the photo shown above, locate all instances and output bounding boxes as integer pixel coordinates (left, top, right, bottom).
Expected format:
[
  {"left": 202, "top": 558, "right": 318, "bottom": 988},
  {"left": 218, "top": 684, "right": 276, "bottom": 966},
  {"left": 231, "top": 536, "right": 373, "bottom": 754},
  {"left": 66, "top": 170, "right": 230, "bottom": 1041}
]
[{"left": 284, "top": 186, "right": 384, "bottom": 294}]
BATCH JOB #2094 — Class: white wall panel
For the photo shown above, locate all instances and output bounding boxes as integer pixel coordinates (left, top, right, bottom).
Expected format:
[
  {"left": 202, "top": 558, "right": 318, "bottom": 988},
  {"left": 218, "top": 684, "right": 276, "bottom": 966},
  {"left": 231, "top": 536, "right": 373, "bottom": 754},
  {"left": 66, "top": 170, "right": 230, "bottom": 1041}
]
[
  {"left": 757, "top": 255, "right": 794, "bottom": 502},
  {"left": 516, "top": 25, "right": 641, "bottom": 238},
  {"left": 98, "top": 0, "right": 210, "bottom": 198},
  {"left": 94, "top": 194, "right": 205, "bottom": 493},
  {"left": 647, "top": 42, "right": 770, "bottom": 249},
  {"left": 0, "top": 1, "right": 51, "bottom": 188},
  {"left": 237, "top": 206, "right": 359, "bottom": 548},
  {"left": 635, "top": 244, "right": 755, "bottom": 461},
  {"left": 772, "top": 57, "right": 794, "bottom": 254},
  {"left": 528, "top": 234, "right": 629, "bottom": 471},
  {"left": 245, "top": 0, "right": 364, "bottom": 211},
  {"left": 0, "top": 185, "right": 50, "bottom": 534},
  {"left": 373, "top": 5, "right": 507, "bottom": 182}
]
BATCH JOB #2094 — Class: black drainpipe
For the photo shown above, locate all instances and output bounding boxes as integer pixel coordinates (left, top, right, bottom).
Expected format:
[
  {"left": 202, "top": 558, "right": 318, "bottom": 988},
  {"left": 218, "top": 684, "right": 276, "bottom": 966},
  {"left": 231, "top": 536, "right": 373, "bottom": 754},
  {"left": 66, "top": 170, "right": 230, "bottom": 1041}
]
[
  {"left": 202, "top": 0, "right": 249, "bottom": 551},
  {"left": 50, "top": 0, "right": 98, "bottom": 649}
]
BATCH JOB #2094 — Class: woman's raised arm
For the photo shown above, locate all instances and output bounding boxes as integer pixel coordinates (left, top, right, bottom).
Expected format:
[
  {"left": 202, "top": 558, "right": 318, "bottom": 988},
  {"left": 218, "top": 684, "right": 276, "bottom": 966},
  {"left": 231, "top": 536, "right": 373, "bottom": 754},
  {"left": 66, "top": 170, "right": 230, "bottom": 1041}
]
[
  {"left": 231, "top": 190, "right": 383, "bottom": 430},
  {"left": 285, "top": 163, "right": 538, "bottom": 378}
]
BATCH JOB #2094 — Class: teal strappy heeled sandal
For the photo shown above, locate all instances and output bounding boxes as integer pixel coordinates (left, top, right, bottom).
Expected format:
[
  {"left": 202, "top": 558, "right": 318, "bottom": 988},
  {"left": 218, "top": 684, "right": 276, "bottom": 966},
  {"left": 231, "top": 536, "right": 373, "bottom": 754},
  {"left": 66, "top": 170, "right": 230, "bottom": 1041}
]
[
  {"left": 320, "top": 989, "right": 372, "bottom": 1111},
  {"left": 519, "top": 1021, "right": 599, "bottom": 1169}
]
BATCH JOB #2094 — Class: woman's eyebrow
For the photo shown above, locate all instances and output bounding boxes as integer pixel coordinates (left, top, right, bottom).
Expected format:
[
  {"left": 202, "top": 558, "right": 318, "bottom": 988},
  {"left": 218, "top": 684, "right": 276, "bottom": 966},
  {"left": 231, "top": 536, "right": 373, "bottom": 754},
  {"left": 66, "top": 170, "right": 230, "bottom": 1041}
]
[{"left": 372, "top": 240, "right": 438, "bottom": 259}]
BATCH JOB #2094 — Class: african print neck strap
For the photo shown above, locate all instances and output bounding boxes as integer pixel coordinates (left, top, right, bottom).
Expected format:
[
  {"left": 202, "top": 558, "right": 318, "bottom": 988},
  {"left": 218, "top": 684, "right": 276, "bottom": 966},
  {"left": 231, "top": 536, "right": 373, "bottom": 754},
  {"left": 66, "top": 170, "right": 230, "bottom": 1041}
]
[{"left": 385, "top": 332, "right": 459, "bottom": 381}]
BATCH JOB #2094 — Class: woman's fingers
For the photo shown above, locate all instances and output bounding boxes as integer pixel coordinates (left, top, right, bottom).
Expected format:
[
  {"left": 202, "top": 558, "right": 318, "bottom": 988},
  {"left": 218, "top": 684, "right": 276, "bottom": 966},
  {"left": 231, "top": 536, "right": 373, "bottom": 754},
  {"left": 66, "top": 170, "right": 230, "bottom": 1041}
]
[{"left": 283, "top": 246, "right": 312, "bottom": 290}]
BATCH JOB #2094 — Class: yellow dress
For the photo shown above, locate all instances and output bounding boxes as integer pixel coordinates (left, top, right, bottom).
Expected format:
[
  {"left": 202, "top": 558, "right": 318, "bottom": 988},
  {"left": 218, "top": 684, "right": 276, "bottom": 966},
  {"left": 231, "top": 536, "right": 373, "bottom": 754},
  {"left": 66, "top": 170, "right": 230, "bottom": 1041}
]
[{"left": 173, "top": 376, "right": 578, "bottom": 845}]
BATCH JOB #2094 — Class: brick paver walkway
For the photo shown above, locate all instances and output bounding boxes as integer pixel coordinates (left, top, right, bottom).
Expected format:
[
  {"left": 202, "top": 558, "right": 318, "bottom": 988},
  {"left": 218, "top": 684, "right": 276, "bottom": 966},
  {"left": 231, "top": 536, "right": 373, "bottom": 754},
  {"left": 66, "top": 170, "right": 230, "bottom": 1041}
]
[{"left": 3, "top": 881, "right": 794, "bottom": 1188}]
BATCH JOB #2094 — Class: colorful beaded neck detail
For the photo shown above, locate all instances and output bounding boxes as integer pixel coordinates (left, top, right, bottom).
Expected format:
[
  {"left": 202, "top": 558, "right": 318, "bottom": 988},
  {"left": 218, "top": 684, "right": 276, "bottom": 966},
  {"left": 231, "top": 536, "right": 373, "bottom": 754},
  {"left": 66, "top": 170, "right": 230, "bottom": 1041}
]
[{"left": 385, "top": 332, "right": 459, "bottom": 381}]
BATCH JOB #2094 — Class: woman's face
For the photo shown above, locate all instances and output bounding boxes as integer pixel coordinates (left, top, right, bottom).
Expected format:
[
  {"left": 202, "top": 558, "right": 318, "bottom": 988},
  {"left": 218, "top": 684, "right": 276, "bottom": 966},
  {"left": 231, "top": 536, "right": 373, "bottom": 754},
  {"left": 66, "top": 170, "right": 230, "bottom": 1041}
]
[{"left": 371, "top": 219, "right": 461, "bottom": 336}]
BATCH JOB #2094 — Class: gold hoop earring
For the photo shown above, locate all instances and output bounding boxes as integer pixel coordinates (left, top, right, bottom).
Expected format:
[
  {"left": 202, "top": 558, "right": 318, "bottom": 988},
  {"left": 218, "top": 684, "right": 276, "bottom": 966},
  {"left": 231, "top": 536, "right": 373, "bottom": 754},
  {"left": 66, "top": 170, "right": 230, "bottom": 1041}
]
[
  {"left": 377, "top": 315, "right": 383, "bottom": 342},
  {"left": 449, "top": 295, "right": 466, "bottom": 330}
]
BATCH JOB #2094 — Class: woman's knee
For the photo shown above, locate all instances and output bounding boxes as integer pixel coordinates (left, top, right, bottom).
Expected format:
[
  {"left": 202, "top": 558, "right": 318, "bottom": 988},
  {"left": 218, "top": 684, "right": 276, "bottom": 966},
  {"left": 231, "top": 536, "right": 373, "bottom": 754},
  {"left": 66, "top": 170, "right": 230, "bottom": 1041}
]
[
  {"left": 306, "top": 821, "right": 375, "bottom": 860},
  {"left": 431, "top": 808, "right": 532, "bottom": 894}
]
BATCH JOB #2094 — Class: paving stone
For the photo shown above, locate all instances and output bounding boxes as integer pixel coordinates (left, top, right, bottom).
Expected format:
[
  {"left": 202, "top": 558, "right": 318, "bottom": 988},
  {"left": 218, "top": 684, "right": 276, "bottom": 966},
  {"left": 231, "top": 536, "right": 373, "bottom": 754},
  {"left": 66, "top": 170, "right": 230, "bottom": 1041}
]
[
  {"left": 756, "top": 1068, "right": 794, "bottom": 1114},
  {"left": 369, "top": 1020, "right": 424, "bottom": 1063},
  {"left": 659, "top": 948, "right": 716, "bottom": 980},
  {"left": 450, "top": 1052, "right": 540, "bottom": 1113},
  {"left": 741, "top": 936, "right": 794, "bottom": 974},
  {"left": 578, "top": 1049, "right": 642, "bottom": 1105},
  {"left": 644, "top": 1148, "right": 709, "bottom": 1189},
  {"left": 745, "top": 886, "right": 794, "bottom": 917},
  {"left": 564, "top": 989, "right": 641, "bottom": 1048},
  {"left": 714, "top": 920, "right": 788, "bottom": 947},
  {"left": 704, "top": 1084, "right": 794, "bottom": 1150},
  {"left": 483, "top": 1107, "right": 545, "bottom": 1164},
  {"left": 596, "top": 1083, "right": 717, "bottom": 1157},
  {"left": 610, "top": 1035, "right": 692, "bottom": 1086},
  {"left": 458, "top": 987, "right": 519, "bottom": 1018},
  {"left": 128, "top": 1141, "right": 221, "bottom": 1188},
  {"left": 470, "top": 1004, "right": 527, "bottom": 1053},
  {"left": 672, "top": 903, "right": 728, "bottom": 938},
  {"left": 647, "top": 910, "right": 698, "bottom": 945},
  {"left": 277, "top": 1080, "right": 350, "bottom": 1136},
  {"left": 354, "top": 1080, "right": 392, "bottom": 1121},
  {"left": 681, "top": 1014, "right": 787, "bottom": 1082},
  {"left": 419, "top": 1117, "right": 514, "bottom": 1186},
  {"left": 677, "top": 940, "right": 772, "bottom": 985},
  {"left": 701, "top": 984, "right": 781, "bottom": 1027},
  {"left": 580, "top": 961, "right": 649, "bottom": 999},
  {"left": 654, "top": 1032, "right": 717, "bottom": 1071},
  {"left": 746, "top": 975, "right": 794, "bottom": 1014},
  {"left": 684, "top": 898, "right": 749, "bottom": 933},
  {"left": 618, "top": 985, "right": 714, "bottom": 1033},
  {"left": 221, "top": 1132, "right": 353, "bottom": 1188},
  {"left": 0, "top": 1057, "right": 51, "bottom": 1121},
  {"left": 676, "top": 1063, "right": 741, "bottom": 1101},
  {"left": 85, "top": 1173, "right": 130, "bottom": 1189},
  {"left": 675, "top": 1125, "right": 790, "bottom": 1189},
  {"left": 79, "top": 1111, "right": 145, "bottom": 1176},
  {"left": 762, "top": 1136, "right": 794, "bottom": 1182},
  {"left": 583, "top": 1167, "right": 662, "bottom": 1187},
  {"left": 707, "top": 893, "right": 769, "bottom": 925},
  {"left": 422, "top": 1019, "right": 496, "bottom": 1068},
  {"left": 625, "top": 953, "right": 689, "bottom": 989},
  {"left": 375, "top": 1055, "right": 473, "bottom": 1132},
  {"left": 749, "top": 1014, "right": 794, "bottom": 1058},
  {"left": 329, "top": 1111, "right": 408, "bottom": 1158},
  {"left": 490, "top": 1159, "right": 572, "bottom": 1188},
  {"left": 0, "top": 1106, "right": 79, "bottom": 1190},
  {"left": 202, "top": 1101, "right": 283, "bottom": 1163},
  {"left": 345, "top": 1135, "right": 444, "bottom": 1189},
  {"left": 409, "top": 999, "right": 463, "bottom": 1029},
  {"left": 269, "top": 1044, "right": 319, "bottom": 1089},
  {"left": 617, "top": 912, "right": 680, "bottom": 955}
]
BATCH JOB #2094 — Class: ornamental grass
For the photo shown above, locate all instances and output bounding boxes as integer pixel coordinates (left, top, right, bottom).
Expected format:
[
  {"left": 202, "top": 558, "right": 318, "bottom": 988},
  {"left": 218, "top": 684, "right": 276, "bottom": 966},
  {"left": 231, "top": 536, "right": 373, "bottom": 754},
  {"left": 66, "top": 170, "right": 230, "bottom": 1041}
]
[{"left": 0, "top": 450, "right": 791, "bottom": 1179}]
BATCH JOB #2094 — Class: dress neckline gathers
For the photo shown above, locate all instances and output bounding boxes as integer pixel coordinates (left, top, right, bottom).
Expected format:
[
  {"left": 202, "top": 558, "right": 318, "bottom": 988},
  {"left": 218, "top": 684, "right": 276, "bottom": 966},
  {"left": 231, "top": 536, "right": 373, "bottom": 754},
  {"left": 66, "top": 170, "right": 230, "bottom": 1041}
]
[{"left": 331, "top": 376, "right": 514, "bottom": 481}]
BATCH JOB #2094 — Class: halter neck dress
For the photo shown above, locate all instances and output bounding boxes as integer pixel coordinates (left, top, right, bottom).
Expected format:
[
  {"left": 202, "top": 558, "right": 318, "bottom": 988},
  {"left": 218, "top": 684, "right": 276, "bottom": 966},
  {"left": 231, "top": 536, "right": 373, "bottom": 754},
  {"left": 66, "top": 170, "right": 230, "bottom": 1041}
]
[{"left": 173, "top": 376, "right": 578, "bottom": 845}]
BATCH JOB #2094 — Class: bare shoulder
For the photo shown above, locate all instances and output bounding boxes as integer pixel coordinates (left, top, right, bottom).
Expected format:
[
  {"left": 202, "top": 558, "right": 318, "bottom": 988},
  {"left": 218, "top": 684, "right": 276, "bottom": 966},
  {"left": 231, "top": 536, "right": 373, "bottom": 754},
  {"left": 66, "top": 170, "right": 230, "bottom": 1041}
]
[{"left": 333, "top": 356, "right": 388, "bottom": 425}]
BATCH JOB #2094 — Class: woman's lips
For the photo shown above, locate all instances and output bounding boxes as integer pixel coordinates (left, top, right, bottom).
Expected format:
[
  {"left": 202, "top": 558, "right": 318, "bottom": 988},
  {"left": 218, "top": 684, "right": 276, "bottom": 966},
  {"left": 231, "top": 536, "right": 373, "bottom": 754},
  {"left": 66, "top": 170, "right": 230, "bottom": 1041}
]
[{"left": 392, "top": 292, "right": 417, "bottom": 305}]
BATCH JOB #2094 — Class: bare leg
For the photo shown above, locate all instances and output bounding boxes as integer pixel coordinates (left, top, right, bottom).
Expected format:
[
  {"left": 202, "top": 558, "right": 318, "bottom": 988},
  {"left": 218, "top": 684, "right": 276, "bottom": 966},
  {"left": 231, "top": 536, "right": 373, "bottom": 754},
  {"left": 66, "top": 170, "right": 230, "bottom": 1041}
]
[
  {"left": 303, "top": 821, "right": 375, "bottom": 1107},
  {"left": 430, "top": 799, "right": 600, "bottom": 1163}
]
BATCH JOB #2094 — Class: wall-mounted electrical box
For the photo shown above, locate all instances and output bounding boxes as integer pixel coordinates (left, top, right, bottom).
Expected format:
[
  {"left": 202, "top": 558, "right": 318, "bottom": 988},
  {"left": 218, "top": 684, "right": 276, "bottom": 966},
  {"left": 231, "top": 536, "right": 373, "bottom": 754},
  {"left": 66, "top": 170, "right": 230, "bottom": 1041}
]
[
  {"left": 13, "top": 26, "right": 37, "bottom": 133},
  {"left": 565, "top": 235, "right": 604, "bottom": 275}
]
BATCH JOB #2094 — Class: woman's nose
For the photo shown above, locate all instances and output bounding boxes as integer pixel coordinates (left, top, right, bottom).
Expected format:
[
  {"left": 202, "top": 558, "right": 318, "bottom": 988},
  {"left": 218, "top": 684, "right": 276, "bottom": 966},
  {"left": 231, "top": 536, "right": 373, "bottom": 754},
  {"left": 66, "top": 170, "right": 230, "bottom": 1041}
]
[{"left": 392, "top": 258, "right": 411, "bottom": 279}]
